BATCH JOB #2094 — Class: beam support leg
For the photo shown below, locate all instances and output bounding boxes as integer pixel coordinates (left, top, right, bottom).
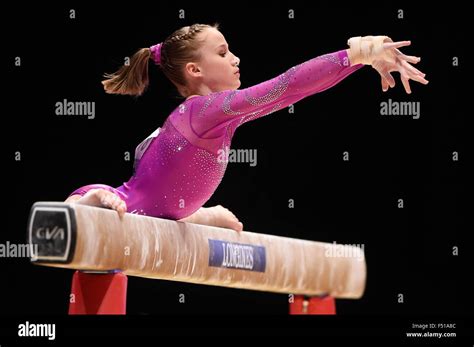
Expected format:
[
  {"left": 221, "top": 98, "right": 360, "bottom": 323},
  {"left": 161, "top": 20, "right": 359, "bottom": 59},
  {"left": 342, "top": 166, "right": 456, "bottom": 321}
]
[
  {"left": 289, "top": 295, "right": 336, "bottom": 315},
  {"left": 68, "top": 270, "right": 127, "bottom": 315}
]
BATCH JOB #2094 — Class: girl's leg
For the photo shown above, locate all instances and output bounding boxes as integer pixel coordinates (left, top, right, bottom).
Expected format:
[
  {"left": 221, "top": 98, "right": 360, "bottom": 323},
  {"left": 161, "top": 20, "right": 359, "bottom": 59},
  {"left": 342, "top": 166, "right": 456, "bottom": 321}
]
[{"left": 67, "top": 189, "right": 243, "bottom": 232}]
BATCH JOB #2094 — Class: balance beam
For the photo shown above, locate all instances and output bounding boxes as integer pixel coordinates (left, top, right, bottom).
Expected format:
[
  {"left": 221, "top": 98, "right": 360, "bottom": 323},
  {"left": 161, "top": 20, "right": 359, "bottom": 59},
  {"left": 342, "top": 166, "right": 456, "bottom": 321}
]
[{"left": 27, "top": 202, "right": 366, "bottom": 299}]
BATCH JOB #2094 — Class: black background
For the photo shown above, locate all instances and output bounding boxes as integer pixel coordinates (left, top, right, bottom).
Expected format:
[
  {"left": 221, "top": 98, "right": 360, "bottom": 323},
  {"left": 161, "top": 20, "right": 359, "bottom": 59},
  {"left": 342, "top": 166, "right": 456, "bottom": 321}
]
[{"left": 1, "top": 0, "right": 470, "bottom": 340}]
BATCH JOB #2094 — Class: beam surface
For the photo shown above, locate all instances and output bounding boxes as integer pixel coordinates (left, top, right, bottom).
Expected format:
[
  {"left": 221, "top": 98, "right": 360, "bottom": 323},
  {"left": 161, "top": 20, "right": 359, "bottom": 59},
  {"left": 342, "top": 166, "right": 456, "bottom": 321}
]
[{"left": 27, "top": 202, "right": 366, "bottom": 298}]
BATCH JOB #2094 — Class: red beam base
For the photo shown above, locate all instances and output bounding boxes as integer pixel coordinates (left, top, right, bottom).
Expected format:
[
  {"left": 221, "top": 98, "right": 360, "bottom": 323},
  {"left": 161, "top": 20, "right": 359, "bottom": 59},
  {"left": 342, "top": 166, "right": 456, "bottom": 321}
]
[
  {"left": 289, "top": 295, "right": 336, "bottom": 315},
  {"left": 68, "top": 270, "right": 127, "bottom": 315}
]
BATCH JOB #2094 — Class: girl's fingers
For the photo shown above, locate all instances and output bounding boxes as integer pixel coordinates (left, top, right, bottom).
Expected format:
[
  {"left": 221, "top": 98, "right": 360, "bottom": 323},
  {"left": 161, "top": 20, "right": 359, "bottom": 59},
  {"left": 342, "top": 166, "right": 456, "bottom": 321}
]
[
  {"left": 408, "top": 72, "right": 430, "bottom": 85},
  {"left": 383, "top": 40, "right": 411, "bottom": 50},
  {"left": 382, "top": 70, "right": 396, "bottom": 88},
  {"left": 401, "top": 74, "right": 412, "bottom": 94},
  {"left": 400, "top": 63, "right": 429, "bottom": 85},
  {"left": 395, "top": 49, "right": 421, "bottom": 64},
  {"left": 402, "top": 60, "right": 425, "bottom": 76},
  {"left": 381, "top": 76, "right": 389, "bottom": 92},
  {"left": 374, "top": 45, "right": 428, "bottom": 93}
]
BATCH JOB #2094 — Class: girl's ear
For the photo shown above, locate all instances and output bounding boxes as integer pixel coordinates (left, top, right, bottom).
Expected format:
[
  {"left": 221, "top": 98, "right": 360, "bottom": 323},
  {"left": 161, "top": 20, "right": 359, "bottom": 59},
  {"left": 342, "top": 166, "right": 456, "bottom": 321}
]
[{"left": 185, "top": 62, "right": 202, "bottom": 77}]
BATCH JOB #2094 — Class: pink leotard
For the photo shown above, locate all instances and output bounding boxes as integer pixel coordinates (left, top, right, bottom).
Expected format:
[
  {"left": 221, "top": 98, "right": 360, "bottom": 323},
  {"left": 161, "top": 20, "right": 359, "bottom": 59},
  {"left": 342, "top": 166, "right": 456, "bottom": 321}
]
[{"left": 69, "top": 49, "right": 363, "bottom": 219}]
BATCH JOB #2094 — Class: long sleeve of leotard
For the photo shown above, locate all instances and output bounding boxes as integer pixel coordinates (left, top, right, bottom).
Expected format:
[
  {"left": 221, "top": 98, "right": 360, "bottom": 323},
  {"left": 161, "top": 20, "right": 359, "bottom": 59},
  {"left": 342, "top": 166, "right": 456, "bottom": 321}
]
[{"left": 176, "top": 49, "right": 363, "bottom": 145}]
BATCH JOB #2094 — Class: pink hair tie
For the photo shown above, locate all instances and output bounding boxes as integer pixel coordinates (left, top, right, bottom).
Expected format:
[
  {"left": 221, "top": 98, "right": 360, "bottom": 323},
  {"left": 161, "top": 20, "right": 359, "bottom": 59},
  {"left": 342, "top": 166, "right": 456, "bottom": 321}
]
[{"left": 150, "top": 43, "right": 162, "bottom": 65}]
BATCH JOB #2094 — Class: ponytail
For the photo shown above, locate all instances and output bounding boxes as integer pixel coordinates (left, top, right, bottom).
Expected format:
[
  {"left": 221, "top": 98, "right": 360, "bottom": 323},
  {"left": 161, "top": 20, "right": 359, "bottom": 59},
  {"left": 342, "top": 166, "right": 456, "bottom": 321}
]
[
  {"left": 102, "top": 48, "right": 152, "bottom": 96},
  {"left": 102, "top": 23, "right": 219, "bottom": 98}
]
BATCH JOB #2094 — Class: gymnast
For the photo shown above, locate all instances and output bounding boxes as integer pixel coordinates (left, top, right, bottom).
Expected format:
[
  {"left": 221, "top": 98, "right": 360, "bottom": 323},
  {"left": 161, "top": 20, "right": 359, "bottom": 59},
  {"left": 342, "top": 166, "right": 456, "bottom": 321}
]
[{"left": 65, "top": 23, "right": 428, "bottom": 232}]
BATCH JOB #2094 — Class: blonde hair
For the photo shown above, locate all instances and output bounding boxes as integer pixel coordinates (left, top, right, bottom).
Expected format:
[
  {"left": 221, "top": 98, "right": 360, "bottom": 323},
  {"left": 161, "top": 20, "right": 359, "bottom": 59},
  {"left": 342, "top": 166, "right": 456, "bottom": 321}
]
[{"left": 102, "top": 23, "right": 220, "bottom": 97}]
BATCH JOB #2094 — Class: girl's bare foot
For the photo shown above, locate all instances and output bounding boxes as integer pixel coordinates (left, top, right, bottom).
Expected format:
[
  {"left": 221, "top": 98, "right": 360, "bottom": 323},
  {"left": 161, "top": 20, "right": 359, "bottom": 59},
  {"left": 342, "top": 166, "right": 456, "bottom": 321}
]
[
  {"left": 210, "top": 205, "right": 244, "bottom": 232},
  {"left": 69, "top": 189, "right": 127, "bottom": 219},
  {"left": 180, "top": 205, "right": 243, "bottom": 232}
]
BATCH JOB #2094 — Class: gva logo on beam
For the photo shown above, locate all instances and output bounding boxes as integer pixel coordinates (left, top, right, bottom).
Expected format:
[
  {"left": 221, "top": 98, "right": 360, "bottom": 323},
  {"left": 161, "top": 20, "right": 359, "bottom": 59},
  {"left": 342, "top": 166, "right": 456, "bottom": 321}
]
[{"left": 35, "top": 226, "right": 65, "bottom": 240}]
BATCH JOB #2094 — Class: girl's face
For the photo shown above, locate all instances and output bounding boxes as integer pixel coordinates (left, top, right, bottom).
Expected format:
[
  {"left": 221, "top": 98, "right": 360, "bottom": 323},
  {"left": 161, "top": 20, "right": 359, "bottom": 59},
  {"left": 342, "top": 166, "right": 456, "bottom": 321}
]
[{"left": 188, "top": 28, "right": 241, "bottom": 92}]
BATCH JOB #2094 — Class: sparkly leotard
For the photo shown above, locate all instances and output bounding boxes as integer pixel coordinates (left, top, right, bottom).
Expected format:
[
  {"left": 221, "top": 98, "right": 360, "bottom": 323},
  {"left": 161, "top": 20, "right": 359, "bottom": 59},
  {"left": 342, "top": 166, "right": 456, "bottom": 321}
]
[{"left": 69, "top": 50, "right": 363, "bottom": 219}]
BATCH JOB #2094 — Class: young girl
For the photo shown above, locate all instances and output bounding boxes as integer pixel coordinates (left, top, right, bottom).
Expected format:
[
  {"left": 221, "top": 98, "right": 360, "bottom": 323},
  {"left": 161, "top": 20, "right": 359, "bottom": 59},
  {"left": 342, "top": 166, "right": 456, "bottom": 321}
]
[{"left": 65, "top": 23, "right": 428, "bottom": 232}]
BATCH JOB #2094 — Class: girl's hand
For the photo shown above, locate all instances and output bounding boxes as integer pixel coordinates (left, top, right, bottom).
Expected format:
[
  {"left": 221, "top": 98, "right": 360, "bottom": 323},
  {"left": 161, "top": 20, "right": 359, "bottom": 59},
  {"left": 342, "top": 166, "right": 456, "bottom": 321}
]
[
  {"left": 371, "top": 40, "right": 429, "bottom": 94},
  {"left": 75, "top": 188, "right": 127, "bottom": 219}
]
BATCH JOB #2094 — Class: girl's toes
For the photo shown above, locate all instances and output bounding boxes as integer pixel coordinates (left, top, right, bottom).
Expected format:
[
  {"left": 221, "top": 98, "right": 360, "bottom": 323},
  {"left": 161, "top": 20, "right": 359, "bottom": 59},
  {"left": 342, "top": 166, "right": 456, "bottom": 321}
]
[{"left": 232, "top": 221, "right": 243, "bottom": 232}]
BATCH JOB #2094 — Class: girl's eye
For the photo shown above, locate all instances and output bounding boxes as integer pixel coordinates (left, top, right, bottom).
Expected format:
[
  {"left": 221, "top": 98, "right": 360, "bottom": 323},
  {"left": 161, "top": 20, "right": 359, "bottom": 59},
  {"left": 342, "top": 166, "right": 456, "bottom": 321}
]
[{"left": 220, "top": 52, "right": 227, "bottom": 57}]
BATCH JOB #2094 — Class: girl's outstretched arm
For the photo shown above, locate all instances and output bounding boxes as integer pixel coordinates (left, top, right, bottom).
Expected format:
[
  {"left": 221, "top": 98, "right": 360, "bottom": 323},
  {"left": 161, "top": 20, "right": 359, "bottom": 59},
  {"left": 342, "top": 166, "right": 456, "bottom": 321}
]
[
  {"left": 187, "top": 49, "right": 362, "bottom": 138},
  {"left": 187, "top": 37, "right": 427, "bottom": 138}
]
